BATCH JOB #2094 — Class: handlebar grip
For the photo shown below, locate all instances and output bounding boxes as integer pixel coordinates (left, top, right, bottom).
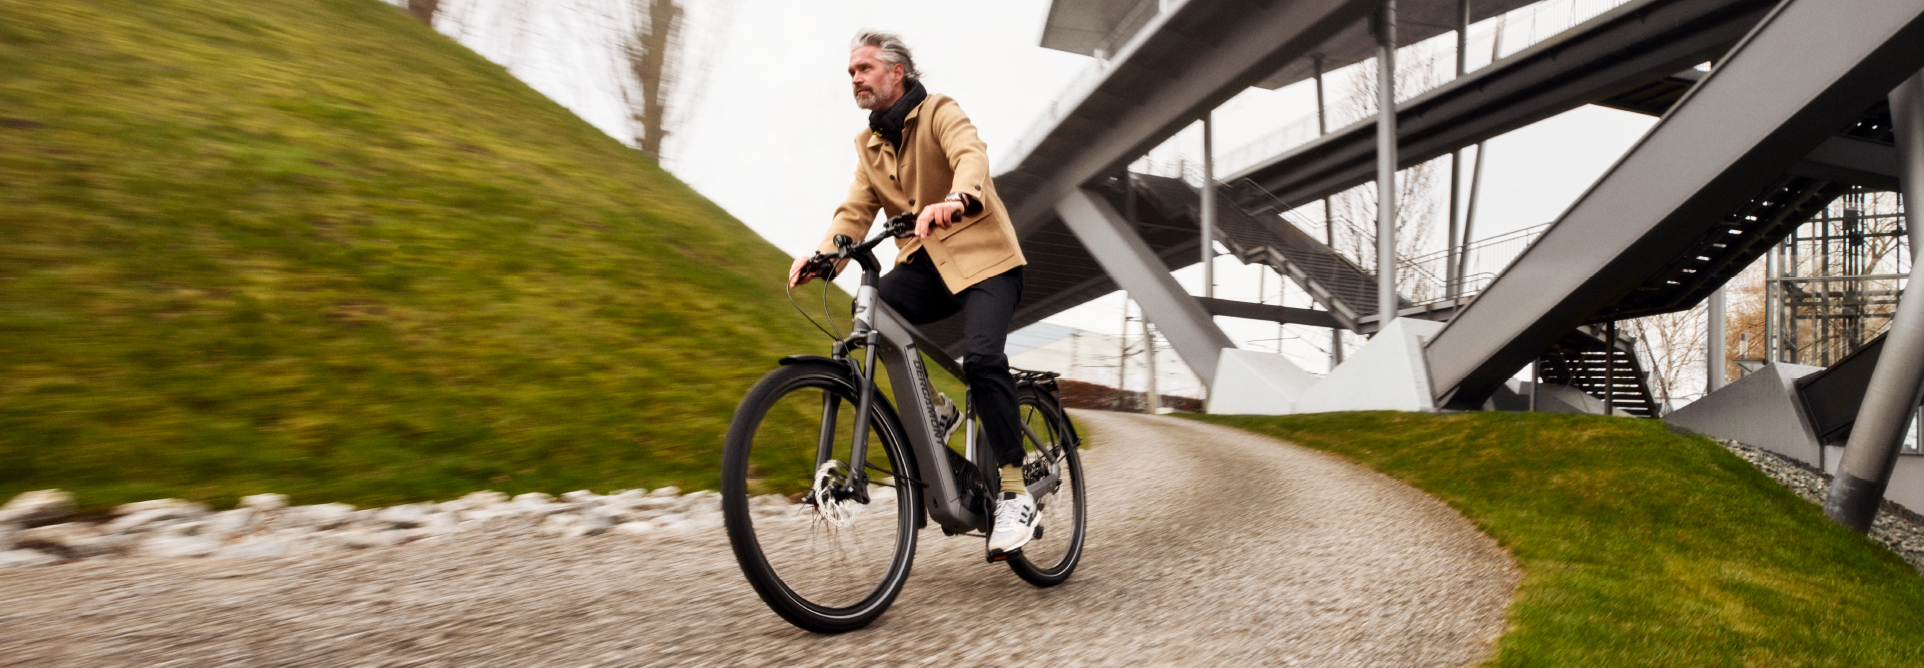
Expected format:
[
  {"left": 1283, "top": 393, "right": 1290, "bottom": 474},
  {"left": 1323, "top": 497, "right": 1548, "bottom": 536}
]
[
  {"left": 885, "top": 211, "right": 918, "bottom": 239},
  {"left": 807, "top": 255, "right": 836, "bottom": 280}
]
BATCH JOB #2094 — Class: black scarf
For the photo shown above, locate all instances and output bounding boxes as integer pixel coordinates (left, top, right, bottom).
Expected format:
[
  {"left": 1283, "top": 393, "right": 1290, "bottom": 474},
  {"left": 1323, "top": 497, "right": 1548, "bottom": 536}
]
[{"left": 867, "top": 80, "right": 927, "bottom": 151}]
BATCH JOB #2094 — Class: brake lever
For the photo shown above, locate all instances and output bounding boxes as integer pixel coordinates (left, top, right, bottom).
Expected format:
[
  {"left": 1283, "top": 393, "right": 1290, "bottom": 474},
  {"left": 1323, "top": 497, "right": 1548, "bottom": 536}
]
[
  {"left": 805, "top": 252, "right": 836, "bottom": 281},
  {"left": 884, "top": 213, "right": 917, "bottom": 239}
]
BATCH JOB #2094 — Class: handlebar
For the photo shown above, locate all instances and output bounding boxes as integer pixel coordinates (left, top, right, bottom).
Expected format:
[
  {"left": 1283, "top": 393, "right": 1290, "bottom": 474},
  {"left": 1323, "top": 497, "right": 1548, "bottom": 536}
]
[{"left": 803, "top": 211, "right": 921, "bottom": 281}]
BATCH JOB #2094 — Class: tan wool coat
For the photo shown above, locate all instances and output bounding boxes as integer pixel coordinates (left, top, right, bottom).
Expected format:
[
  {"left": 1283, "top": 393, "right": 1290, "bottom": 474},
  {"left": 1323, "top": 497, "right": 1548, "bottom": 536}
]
[{"left": 819, "top": 93, "right": 1026, "bottom": 294}]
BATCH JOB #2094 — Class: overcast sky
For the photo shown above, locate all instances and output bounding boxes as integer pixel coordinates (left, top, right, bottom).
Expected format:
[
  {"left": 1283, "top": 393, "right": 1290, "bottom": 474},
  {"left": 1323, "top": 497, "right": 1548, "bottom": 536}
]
[{"left": 430, "top": 0, "right": 1660, "bottom": 376}]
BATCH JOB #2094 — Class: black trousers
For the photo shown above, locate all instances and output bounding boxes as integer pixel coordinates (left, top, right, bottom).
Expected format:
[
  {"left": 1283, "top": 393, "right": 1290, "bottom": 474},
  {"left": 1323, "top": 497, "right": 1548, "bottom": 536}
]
[{"left": 878, "top": 251, "right": 1025, "bottom": 468}]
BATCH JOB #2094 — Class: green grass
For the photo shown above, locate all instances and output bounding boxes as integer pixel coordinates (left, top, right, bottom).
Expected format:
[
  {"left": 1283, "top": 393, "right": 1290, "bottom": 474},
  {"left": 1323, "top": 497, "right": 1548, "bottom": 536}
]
[
  {"left": 0, "top": 0, "right": 873, "bottom": 510},
  {"left": 1190, "top": 411, "right": 1924, "bottom": 666}
]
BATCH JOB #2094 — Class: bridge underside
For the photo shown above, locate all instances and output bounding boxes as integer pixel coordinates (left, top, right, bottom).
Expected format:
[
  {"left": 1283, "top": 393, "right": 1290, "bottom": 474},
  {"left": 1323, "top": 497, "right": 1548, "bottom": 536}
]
[{"left": 927, "top": 0, "right": 1919, "bottom": 432}]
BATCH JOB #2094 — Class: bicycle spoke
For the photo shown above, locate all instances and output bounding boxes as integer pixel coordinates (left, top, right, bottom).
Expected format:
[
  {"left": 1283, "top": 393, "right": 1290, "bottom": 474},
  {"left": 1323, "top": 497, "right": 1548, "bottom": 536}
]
[{"left": 724, "top": 367, "right": 913, "bottom": 620}]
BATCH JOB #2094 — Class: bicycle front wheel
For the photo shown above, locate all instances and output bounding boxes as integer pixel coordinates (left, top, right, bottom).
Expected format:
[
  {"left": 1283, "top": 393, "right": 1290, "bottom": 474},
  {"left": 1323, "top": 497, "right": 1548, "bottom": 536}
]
[
  {"left": 721, "top": 362, "right": 921, "bottom": 633},
  {"left": 1006, "top": 391, "right": 1085, "bottom": 586}
]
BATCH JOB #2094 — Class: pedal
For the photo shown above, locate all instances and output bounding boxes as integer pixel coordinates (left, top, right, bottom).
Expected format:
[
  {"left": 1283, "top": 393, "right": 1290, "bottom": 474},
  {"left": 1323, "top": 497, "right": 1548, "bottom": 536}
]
[
  {"left": 1033, "top": 526, "right": 1044, "bottom": 540},
  {"left": 986, "top": 548, "right": 1018, "bottom": 563}
]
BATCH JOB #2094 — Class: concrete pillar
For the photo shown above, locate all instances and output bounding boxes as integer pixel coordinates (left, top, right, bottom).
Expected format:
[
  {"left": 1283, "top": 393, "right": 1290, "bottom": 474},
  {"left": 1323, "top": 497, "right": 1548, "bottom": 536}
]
[
  {"left": 1144, "top": 320, "right": 1162, "bottom": 413},
  {"left": 1605, "top": 320, "right": 1617, "bottom": 415},
  {"left": 1116, "top": 295, "right": 1131, "bottom": 411},
  {"left": 1313, "top": 55, "right": 1344, "bottom": 367},
  {"left": 1056, "top": 187, "right": 1241, "bottom": 387},
  {"left": 1374, "top": 0, "right": 1399, "bottom": 325},
  {"left": 1447, "top": 0, "right": 1468, "bottom": 299},
  {"left": 1708, "top": 286, "right": 1727, "bottom": 393},
  {"left": 1824, "top": 70, "right": 1924, "bottom": 532},
  {"left": 1202, "top": 114, "right": 1217, "bottom": 300}
]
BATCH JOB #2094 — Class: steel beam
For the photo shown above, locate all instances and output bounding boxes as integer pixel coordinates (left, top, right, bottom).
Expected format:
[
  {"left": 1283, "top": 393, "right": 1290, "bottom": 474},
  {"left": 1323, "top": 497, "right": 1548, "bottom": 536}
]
[
  {"left": 998, "top": 0, "right": 1379, "bottom": 235},
  {"left": 1610, "top": 82, "right": 1902, "bottom": 192},
  {"left": 1056, "top": 187, "right": 1241, "bottom": 386},
  {"left": 1824, "top": 70, "right": 1924, "bottom": 532},
  {"left": 1786, "top": 134, "right": 1903, "bottom": 191},
  {"left": 1796, "top": 332, "right": 1886, "bottom": 443},
  {"left": 1423, "top": 0, "right": 1924, "bottom": 408},
  {"left": 1197, "top": 297, "right": 1344, "bottom": 329},
  {"left": 1227, "top": 0, "right": 1773, "bottom": 214}
]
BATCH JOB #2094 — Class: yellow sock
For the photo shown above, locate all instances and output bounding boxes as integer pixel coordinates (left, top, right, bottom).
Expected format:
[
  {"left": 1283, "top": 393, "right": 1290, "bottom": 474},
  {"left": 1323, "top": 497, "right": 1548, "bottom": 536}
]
[{"left": 1000, "top": 464, "right": 1026, "bottom": 495}]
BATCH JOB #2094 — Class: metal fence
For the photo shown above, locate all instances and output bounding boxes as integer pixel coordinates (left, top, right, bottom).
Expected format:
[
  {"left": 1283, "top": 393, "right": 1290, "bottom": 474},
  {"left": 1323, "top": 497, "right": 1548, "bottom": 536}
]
[{"left": 1211, "top": 0, "right": 1638, "bottom": 176}]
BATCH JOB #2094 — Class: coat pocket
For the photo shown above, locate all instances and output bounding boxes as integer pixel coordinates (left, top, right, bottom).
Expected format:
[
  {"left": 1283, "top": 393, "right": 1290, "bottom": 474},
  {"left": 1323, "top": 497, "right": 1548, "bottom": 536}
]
[
  {"left": 944, "top": 219, "right": 1017, "bottom": 277},
  {"left": 934, "top": 209, "right": 991, "bottom": 240}
]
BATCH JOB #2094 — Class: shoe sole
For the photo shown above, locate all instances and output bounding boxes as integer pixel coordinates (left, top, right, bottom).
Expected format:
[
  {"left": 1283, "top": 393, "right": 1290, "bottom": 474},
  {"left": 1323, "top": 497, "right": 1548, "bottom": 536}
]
[{"left": 985, "top": 520, "right": 1040, "bottom": 562}]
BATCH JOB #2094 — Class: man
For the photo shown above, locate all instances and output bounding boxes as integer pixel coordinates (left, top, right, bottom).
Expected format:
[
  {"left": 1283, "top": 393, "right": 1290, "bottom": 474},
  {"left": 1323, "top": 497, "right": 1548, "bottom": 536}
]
[{"left": 788, "top": 30, "right": 1035, "bottom": 557}]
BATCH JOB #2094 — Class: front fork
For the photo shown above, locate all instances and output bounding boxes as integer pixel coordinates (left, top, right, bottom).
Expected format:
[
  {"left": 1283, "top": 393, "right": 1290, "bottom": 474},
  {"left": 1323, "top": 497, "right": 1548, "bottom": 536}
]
[{"left": 822, "top": 275, "right": 882, "bottom": 505}]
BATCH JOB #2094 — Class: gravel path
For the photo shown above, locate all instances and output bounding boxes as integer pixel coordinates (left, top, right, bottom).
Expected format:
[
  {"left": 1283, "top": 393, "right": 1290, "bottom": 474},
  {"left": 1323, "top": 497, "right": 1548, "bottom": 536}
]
[{"left": 0, "top": 410, "right": 1518, "bottom": 667}]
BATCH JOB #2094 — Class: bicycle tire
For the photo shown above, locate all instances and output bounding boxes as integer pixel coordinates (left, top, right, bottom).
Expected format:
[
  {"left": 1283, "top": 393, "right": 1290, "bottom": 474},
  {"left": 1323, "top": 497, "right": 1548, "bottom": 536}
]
[
  {"left": 1006, "top": 390, "right": 1085, "bottom": 586},
  {"left": 721, "top": 362, "right": 922, "bottom": 633}
]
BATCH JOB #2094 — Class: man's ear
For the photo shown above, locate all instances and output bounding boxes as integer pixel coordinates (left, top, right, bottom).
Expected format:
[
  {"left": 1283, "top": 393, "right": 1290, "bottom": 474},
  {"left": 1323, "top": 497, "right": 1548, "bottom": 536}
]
[{"left": 890, "top": 63, "right": 905, "bottom": 87}]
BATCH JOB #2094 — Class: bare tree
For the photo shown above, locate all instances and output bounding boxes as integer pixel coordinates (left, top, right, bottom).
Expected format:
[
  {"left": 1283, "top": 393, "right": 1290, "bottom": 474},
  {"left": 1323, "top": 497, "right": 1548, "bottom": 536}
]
[
  {"left": 1629, "top": 302, "right": 1709, "bottom": 411},
  {"left": 407, "top": 0, "right": 441, "bottom": 26},
  {"left": 1324, "top": 45, "right": 1447, "bottom": 299},
  {"left": 625, "top": 0, "right": 684, "bottom": 161},
  {"left": 1723, "top": 260, "right": 1768, "bottom": 380},
  {"left": 1718, "top": 193, "right": 1908, "bottom": 374}
]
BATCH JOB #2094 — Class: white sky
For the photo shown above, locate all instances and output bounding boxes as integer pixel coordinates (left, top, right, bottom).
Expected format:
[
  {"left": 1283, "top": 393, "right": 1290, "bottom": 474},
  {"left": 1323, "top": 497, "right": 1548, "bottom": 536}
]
[{"left": 426, "top": 0, "right": 1661, "bottom": 379}]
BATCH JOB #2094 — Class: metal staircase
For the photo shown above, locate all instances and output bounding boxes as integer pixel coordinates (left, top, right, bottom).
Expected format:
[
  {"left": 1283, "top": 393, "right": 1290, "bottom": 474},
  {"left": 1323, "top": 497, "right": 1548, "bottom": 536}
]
[
  {"left": 1537, "top": 325, "right": 1664, "bottom": 417},
  {"left": 1129, "top": 174, "right": 1416, "bottom": 331}
]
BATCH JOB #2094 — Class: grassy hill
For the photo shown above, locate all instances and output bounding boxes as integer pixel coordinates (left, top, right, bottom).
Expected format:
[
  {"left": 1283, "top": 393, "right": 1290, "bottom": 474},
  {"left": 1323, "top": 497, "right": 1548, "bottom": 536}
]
[
  {"left": 1194, "top": 412, "right": 1924, "bottom": 666},
  {"left": 0, "top": 0, "right": 869, "bottom": 509}
]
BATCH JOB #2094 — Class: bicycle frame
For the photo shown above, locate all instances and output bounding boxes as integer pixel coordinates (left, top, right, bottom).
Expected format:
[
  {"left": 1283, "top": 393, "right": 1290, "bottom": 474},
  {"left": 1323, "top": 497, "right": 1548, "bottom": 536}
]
[{"left": 817, "top": 229, "right": 1063, "bottom": 535}]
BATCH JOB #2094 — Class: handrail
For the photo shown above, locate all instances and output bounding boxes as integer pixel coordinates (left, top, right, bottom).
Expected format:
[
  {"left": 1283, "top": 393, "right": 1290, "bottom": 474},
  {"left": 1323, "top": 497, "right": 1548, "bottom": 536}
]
[{"left": 1213, "top": 0, "right": 1637, "bottom": 176}]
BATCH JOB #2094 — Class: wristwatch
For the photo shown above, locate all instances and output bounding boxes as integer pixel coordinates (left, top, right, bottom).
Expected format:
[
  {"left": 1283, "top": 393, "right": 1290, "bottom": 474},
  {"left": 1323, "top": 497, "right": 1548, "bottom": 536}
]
[{"left": 944, "top": 192, "right": 982, "bottom": 215}]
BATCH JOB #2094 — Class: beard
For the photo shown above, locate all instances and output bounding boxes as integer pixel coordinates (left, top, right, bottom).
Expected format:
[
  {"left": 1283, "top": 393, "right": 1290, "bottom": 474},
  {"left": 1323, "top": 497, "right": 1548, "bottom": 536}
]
[{"left": 854, "top": 83, "right": 892, "bottom": 111}]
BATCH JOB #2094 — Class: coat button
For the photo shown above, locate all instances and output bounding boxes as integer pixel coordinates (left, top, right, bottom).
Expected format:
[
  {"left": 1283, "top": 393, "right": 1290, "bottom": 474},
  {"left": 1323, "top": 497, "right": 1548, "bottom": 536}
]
[{"left": 908, "top": 199, "right": 915, "bottom": 205}]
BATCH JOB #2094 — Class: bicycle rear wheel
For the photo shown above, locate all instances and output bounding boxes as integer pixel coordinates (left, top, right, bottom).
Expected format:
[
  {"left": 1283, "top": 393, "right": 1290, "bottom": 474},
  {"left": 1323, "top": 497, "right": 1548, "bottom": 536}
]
[
  {"left": 1006, "top": 391, "right": 1085, "bottom": 586},
  {"left": 721, "top": 362, "right": 921, "bottom": 633}
]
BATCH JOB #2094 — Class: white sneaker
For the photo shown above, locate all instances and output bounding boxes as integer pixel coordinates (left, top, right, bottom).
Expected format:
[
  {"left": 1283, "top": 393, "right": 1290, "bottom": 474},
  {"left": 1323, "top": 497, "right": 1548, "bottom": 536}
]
[{"left": 987, "top": 492, "right": 1038, "bottom": 557}]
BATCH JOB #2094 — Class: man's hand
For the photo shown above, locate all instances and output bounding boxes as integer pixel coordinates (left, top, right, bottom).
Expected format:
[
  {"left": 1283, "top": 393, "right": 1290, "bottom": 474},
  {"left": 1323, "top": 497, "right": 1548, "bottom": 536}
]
[
  {"left": 914, "top": 201, "right": 967, "bottom": 238},
  {"left": 789, "top": 256, "right": 818, "bottom": 288}
]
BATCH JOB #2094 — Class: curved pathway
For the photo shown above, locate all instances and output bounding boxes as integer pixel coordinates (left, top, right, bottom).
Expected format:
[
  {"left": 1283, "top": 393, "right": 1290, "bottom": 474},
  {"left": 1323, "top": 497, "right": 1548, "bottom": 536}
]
[{"left": 0, "top": 411, "right": 1517, "bottom": 667}]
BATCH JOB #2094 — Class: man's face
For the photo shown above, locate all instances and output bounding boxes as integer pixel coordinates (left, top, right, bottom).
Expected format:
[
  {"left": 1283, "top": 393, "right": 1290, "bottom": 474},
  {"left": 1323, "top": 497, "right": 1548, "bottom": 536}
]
[{"left": 849, "top": 45, "right": 903, "bottom": 111}]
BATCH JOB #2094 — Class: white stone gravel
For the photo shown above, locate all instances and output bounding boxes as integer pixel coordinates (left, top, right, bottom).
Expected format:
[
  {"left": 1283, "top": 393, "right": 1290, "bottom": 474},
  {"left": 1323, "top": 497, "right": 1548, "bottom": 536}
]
[
  {"left": 1712, "top": 438, "right": 1924, "bottom": 571},
  {"left": 0, "top": 487, "right": 762, "bottom": 567}
]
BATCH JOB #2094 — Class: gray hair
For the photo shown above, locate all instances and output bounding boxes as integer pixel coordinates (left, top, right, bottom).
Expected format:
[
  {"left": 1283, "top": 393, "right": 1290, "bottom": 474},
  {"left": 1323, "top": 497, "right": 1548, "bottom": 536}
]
[{"left": 851, "top": 29, "right": 921, "bottom": 84}]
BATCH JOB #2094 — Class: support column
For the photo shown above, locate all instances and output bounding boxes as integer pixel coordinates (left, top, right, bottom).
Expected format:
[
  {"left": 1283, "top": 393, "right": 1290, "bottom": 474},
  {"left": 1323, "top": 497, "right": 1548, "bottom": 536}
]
[
  {"left": 1374, "top": 0, "right": 1400, "bottom": 325},
  {"left": 1605, "top": 320, "right": 1617, "bottom": 415},
  {"left": 1202, "top": 114, "right": 1217, "bottom": 300},
  {"left": 1314, "top": 55, "right": 1344, "bottom": 367},
  {"left": 1825, "top": 70, "right": 1924, "bottom": 532},
  {"left": 1454, "top": 19, "right": 1499, "bottom": 288},
  {"left": 1708, "top": 286, "right": 1727, "bottom": 393},
  {"left": 1057, "top": 187, "right": 1241, "bottom": 387},
  {"left": 1529, "top": 359, "right": 1539, "bottom": 412},
  {"left": 1144, "top": 320, "right": 1162, "bottom": 413},
  {"left": 1447, "top": 0, "right": 1468, "bottom": 299},
  {"left": 1764, "top": 246, "right": 1779, "bottom": 363},
  {"left": 1116, "top": 295, "right": 1131, "bottom": 411}
]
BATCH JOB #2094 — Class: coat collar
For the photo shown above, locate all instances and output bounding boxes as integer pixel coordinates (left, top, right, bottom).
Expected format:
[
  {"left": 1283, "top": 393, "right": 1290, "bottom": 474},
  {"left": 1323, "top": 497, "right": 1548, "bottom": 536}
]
[{"left": 865, "top": 93, "right": 936, "bottom": 151}]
